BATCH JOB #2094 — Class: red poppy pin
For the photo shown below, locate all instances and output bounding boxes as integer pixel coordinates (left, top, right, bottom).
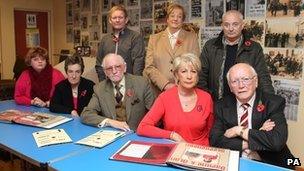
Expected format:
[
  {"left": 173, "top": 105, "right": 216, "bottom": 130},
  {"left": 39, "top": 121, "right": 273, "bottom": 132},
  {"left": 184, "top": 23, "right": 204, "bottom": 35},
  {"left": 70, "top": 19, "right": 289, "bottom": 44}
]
[
  {"left": 126, "top": 89, "right": 134, "bottom": 97},
  {"left": 176, "top": 39, "right": 182, "bottom": 47},
  {"left": 244, "top": 40, "right": 252, "bottom": 47},
  {"left": 81, "top": 90, "right": 87, "bottom": 97},
  {"left": 197, "top": 105, "right": 203, "bottom": 112},
  {"left": 112, "top": 36, "right": 119, "bottom": 43},
  {"left": 257, "top": 99, "right": 265, "bottom": 112}
]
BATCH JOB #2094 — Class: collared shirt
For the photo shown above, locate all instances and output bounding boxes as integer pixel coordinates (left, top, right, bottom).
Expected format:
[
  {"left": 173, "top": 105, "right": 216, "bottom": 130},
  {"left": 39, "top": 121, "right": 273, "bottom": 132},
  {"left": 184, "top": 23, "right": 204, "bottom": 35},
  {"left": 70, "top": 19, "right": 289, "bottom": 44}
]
[
  {"left": 98, "top": 76, "right": 126, "bottom": 128},
  {"left": 112, "top": 76, "right": 126, "bottom": 102},
  {"left": 167, "top": 28, "right": 181, "bottom": 49},
  {"left": 236, "top": 93, "right": 261, "bottom": 160},
  {"left": 236, "top": 93, "right": 256, "bottom": 129}
]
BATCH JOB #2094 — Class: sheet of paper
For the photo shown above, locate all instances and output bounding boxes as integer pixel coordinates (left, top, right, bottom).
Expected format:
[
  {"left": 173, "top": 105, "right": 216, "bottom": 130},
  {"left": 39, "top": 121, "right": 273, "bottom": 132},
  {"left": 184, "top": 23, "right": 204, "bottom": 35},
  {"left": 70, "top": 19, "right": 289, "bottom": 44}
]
[
  {"left": 32, "top": 129, "right": 72, "bottom": 147},
  {"left": 76, "top": 130, "right": 126, "bottom": 148},
  {"left": 120, "top": 144, "right": 151, "bottom": 158},
  {"left": 228, "top": 150, "right": 240, "bottom": 171}
]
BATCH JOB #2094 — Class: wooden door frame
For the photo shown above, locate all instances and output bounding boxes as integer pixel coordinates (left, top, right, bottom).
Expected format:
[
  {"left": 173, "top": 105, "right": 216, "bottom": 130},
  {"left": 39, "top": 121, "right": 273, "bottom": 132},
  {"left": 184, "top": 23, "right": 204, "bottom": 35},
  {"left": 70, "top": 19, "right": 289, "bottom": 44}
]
[{"left": 13, "top": 8, "right": 52, "bottom": 64}]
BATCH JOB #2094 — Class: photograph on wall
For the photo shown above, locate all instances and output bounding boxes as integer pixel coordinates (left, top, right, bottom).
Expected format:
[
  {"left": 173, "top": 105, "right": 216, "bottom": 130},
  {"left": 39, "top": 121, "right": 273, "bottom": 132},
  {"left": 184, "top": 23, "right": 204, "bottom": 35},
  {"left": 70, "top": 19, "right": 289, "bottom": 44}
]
[
  {"left": 89, "top": 42, "right": 100, "bottom": 56},
  {"left": 102, "top": 14, "right": 108, "bottom": 34},
  {"left": 265, "top": 18, "right": 304, "bottom": 48},
  {"left": 154, "top": 1, "right": 170, "bottom": 24},
  {"left": 81, "top": 31, "right": 90, "bottom": 46},
  {"left": 111, "top": 0, "right": 125, "bottom": 7},
  {"left": 226, "top": 0, "right": 245, "bottom": 16},
  {"left": 26, "top": 14, "right": 37, "bottom": 28},
  {"left": 154, "top": 23, "right": 167, "bottom": 34},
  {"left": 92, "top": 0, "right": 100, "bottom": 15},
  {"left": 127, "top": 0, "right": 138, "bottom": 6},
  {"left": 245, "top": 0, "right": 266, "bottom": 18},
  {"left": 183, "top": 21, "right": 201, "bottom": 36},
  {"left": 66, "top": 24, "right": 74, "bottom": 43},
  {"left": 172, "top": 0, "right": 190, "bottom": 22},
  {"left": 91, "top": 15, "right": 99, "bottom": 26},
  {"left": 74, "top": 29, "right": 81, "bottom": 44},
  {"left": 102, "top": 0, "right": 110, "bottom": 10},
  {"left": 81, "top": 14, "right": 89, "bottom": 30},
  {"left": 73, "top": 0, "right": 81, "bottom": 10},
  {"left": 26, "top": 28, "right": 40, "bottom": 47},
  {"left": 266, "top": 0, "right": 303, "bottom": 18},
  {"left": 244, "top": 19, "right": 265, "bottom": 45},
  {"left": 73, "top": 10, "right": 81, "bottom": 27},
  {"left": 205, "top": 0, "right": 224, "bottom": 27},
  {"left": 140, "top": 20, "right": 153, "bottom": 47},
  {"left": 201, "top": 26, "right": 221, "bottom": 46},
  {"left": 90, "top": 25, "right": 100, "bottom": 41},
  {"left": 191, "top": 0, "right": 202, "bottom": 18},
  {"left": 140, "top": 0, "right": 152, "bottom": 19},
  {"left": 66, "top": 2, "right": 73, "bottom": 24},
  {"left": 273, "top": 79, "right": 301, "bottom": 121},
  {"left": 127, "top": 9, "right": 140, "bottom": 27},
  {"left": 81, "top": 0, "right": 91, "bottom": 12},
  {"left": 264, "top": 48, "right": 303, "bottom": 79}
]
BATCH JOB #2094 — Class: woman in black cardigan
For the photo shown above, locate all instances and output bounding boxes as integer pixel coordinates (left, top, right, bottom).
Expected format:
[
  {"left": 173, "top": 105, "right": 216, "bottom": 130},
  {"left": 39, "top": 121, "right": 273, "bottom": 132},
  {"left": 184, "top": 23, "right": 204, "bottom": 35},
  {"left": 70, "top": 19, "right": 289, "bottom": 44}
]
[{"left": 50, "top": 54, "right": 95, "bottom": 116}]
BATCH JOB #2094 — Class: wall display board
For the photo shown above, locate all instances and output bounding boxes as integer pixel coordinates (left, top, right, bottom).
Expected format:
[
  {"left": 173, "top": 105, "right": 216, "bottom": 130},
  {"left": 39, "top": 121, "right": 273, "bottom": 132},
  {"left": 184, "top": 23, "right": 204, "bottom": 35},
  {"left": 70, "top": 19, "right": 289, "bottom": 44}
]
[{"left": 66, "top": 0, "right": 303, "bottom": 121}]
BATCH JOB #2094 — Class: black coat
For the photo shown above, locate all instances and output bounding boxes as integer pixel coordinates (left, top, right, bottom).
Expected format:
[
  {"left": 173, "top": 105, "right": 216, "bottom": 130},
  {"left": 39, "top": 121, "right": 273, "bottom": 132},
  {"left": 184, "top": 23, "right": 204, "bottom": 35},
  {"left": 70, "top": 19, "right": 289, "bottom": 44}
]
[
  {"left": 210, "top": 90, "right": 294, "bottom": 169},
  {"left": 198, "top": 31, "right": 274, "bottom": 100},
  {"left": 50, "top": 77, "right": 95, "bottom": 115}
]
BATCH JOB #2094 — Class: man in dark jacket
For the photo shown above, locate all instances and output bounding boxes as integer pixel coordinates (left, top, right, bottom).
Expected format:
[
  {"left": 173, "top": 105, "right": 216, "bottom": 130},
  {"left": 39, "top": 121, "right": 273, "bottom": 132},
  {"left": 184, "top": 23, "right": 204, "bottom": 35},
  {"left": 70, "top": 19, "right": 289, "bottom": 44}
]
[
  {"left": 210, "top": 63, "right": 294, "bottom": 169},
  {"left": 198, "top": 10, "right": 274, "bottom": 100}
]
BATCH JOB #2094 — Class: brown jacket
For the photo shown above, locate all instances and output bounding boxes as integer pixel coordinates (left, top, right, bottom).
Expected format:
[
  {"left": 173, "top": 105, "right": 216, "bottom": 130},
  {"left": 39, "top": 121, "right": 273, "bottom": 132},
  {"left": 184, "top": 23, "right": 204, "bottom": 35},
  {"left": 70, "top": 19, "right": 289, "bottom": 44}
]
[{"left": 144, "top": 29, "right": 199, "bottom": 93}]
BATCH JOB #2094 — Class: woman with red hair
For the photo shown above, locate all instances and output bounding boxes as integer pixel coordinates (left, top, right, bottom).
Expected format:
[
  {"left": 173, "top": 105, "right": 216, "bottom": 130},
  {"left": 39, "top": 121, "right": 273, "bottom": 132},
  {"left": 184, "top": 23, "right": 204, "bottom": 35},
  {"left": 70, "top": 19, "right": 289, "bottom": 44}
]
[{"left": 14, "top": 47, "right": 64, "bottom": 107}]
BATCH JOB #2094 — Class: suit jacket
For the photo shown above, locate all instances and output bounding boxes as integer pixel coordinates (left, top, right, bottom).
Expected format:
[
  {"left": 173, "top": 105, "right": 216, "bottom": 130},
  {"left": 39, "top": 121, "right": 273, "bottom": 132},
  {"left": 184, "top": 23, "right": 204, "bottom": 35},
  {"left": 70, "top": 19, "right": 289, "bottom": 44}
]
[
  {"left": 49, "top": 77, "right": 95, "bottom": 115},
  {"left": 81, "top": 74, "right": 156, "bottom": 130},
  {"left": 144, "top": 29, "right": 199, "bottom": 93},
  {"left": 210, "top": 90, "right": 294, "bottom": 169},
  {"left": 95, "top": 28, "right": 145, "bottom": 81}
]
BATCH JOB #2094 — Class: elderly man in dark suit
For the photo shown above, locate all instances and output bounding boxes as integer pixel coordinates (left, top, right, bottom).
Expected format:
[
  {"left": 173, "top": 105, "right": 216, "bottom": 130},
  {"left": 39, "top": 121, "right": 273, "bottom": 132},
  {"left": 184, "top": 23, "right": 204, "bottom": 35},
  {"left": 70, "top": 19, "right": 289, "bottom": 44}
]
[
  {"left": 81, "top": 53, "right": 155, "bottom": 131},
  {"left": 210, "top": 63, "right": 294, "bottom": 169}
]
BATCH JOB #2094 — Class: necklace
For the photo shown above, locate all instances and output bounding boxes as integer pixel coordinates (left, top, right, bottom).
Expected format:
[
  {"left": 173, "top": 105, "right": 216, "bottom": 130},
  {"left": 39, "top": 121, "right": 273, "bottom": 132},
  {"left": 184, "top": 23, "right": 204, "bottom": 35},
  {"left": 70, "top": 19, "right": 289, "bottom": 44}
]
[{"left": 72, "top": 88, "right": 78, "bottom": 97}]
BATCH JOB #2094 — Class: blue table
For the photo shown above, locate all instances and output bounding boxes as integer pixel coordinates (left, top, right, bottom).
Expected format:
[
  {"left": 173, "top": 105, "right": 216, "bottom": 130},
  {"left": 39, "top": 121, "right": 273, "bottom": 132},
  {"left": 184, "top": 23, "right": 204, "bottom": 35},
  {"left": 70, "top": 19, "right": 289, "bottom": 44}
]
[
  {"left": 0, "top": 100, "right": 291, "bottom": 171},
  {"left": 0, "top": 100, "right": 96, "bottom": 168}
]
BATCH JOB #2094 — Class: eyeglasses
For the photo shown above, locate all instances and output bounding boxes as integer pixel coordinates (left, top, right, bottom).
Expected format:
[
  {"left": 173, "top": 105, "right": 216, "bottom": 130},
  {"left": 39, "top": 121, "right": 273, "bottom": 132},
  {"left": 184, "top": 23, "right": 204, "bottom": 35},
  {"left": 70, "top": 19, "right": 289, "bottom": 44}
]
[
  {"left": 104, "top": 64, "right": 124, "bottom": 72},
  {"left": 222, "top": 22, "right": 242, "bottom": 29},
  {"left": 230, "top": 76, "right": 256, "bottom": 86}
]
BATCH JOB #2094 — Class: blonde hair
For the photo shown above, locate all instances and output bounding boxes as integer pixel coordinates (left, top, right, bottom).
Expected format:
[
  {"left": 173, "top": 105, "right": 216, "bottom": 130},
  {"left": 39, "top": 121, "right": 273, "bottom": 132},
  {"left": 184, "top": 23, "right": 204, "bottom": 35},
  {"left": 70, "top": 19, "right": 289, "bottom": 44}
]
[
  {"left": 166, "top": 3, "right": 186, "bottom": 21},
  {"left": 172, "top": 53, "right": 201, "bottom": 74},
  {"left": 108, "top": 4, "right": 128, "bottom": 18}
]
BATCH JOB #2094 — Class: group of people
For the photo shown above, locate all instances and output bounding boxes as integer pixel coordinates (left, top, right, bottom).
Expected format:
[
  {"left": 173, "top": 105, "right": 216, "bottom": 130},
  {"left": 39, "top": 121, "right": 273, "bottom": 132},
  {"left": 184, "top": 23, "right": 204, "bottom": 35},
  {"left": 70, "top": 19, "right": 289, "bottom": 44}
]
[{"left": 14, "top": 4, "right": 294, "bottom": 170}]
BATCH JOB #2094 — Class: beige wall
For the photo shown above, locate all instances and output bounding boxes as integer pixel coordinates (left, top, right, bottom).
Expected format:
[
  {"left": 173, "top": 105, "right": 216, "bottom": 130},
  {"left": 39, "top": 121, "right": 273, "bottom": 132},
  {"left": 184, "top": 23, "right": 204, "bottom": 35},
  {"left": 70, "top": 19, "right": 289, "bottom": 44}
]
[
  {"left": 0, "top": 0, "right": 53, "bottom": 79},
  {"left": 0, "top": 0, "right": 74, "bottom": 79},
  {"left": 0, "top": 0, "right": 303, "bottom": 167},
  {"left": 53, "top": 0, "right": 74, "bottom": 64}
]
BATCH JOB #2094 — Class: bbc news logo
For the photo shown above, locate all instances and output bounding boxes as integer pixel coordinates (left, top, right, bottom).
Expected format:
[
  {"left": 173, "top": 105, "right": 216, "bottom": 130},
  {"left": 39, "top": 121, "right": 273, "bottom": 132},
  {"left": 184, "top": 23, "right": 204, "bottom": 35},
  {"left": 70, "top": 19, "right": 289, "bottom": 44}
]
[{"left": 287, "top": 158, "right": 301, "bottom": 167}]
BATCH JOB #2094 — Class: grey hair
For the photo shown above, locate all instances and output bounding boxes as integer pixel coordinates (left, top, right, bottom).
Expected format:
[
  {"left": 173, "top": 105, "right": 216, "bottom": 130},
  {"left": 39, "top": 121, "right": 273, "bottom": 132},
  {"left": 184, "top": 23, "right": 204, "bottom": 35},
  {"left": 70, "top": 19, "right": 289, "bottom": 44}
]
[
  {"left": 172, "top": 53, "right": 201, "bottom": 74},
  {"left": 101, "top": 53, "right": 126, "bottom": 68},
  {"left": 226, "top": 63, "right": 257, "bottom": 82},
  {"left": 222, "top": 10, "right": 244, "bottom": 21}
]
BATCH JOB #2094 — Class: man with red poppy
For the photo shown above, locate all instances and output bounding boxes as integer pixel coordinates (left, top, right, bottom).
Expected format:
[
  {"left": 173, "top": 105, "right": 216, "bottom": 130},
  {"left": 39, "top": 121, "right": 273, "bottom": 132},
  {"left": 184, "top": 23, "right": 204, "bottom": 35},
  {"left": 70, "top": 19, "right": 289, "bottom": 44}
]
[
  {"left": 210, "top": 63, "right": 294, "bottom": 169},
  {"left": 95, "top": 5, "right": 145, "bottom": 81},
  {"left": 82, "top": 53, "right": 155, "bottom": 131},
  {"left": 198, "top": 10, "right": 274, "bottom": 100}
]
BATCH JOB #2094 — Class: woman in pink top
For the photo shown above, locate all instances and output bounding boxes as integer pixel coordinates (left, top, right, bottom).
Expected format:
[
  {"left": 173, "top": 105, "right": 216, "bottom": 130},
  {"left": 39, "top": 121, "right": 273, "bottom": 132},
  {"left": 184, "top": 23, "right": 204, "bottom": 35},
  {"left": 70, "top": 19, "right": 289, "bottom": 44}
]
[
  {"left": 137, "top": 53, "right": 214, "bottom": 146},
  {"left": 14, "top": 47, "right": 64, "bottom": 107}
]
